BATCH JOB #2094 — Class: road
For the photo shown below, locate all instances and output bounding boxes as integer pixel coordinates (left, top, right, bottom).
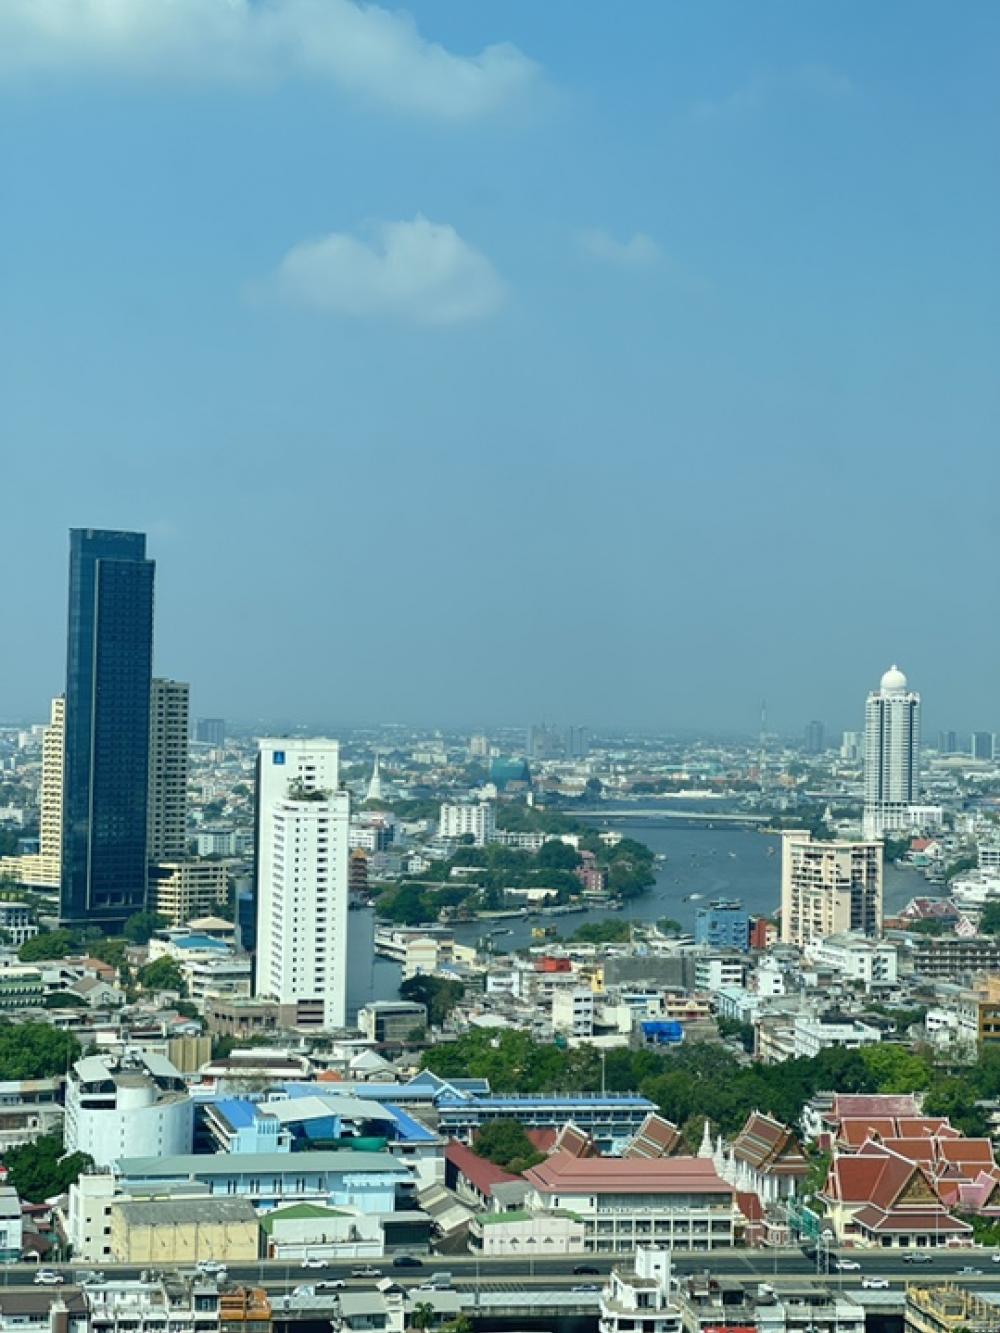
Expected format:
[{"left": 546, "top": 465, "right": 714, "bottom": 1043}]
[{"left": 8, "top": 1247, "right": 1000, "bottom": 1291}]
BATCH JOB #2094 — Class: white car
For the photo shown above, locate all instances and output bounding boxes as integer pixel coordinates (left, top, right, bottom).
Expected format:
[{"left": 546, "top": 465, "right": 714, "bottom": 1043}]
[
  {"left": 836, "top": 1259, "right": 861, "bottom": 1272},
  {"left": 992, "top": 1254, "right": 1000, "bottom": 1264},
  {"left": 862, "top": 1278, "right": 889, "bottom": 1289},
  {"left": 197, "top": 1261, "right": 227, "bottom": 1275},
  {"left": 301, "top": 1258, "right": 326, "bottom": 1270},
  {"left": 34, "top": 1271, "right": 64, "bottom": 1287}
]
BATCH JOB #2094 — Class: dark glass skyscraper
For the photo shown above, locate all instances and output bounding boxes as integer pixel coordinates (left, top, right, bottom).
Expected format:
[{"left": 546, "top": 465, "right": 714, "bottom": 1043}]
[{"left": 61, "top": 529, "right": 155, "bottom": 928}]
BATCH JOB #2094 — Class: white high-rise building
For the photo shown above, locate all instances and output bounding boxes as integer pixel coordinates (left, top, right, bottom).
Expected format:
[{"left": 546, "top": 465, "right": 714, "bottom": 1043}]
[
  {"left": 863, "top": 664, "right": 921, "bottom": 838},
  {"left": 255, "top": 739, "right": 350, "bottom": 1030},
  {"left": 439, "top": 800, "right": 496, "bottom": 846}
]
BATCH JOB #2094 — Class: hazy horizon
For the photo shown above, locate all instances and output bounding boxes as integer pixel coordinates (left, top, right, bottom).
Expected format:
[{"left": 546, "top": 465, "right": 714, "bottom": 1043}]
[{"left": 2, "top": 3, "right": 997, "bottom": 734}]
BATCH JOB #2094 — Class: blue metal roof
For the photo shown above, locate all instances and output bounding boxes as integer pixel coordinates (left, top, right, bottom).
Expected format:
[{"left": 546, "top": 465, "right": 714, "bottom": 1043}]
[
  {"left": 436, "top": 1094, "right": 654, "bottom": 1108},
  {"left": 215, "top": 1098, "right": 257, "bottom": 1129},
  {"left": 382, "top": 1103, "right": 438, "bottom": 1143}
]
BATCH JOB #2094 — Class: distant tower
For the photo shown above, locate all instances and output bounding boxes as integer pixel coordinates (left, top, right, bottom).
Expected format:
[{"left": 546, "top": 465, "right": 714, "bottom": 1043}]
[
  {"left": 148, "top": 679, "right": 190, "bottom": 861},
  {"left": 61, "top": 528, "right": 154, "bottom": 928},
  {"left": 863, "top": 665, "right": 920, "bottom": 839},
  {"left": 366, "top": 753, "right": 383, "bottom": 803}
]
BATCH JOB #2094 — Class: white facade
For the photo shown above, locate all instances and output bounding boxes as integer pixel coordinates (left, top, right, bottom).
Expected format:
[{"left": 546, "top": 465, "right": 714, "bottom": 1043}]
[
  {"left": 792, "top": 1015, "right": 882, "bottom": 1059},
  {"left": 552, "top": 987, "right": 595, "bottom": 1038},
  {"left": 63, "top": 1172, "right": 118, "bottom": 1262},
  {"left": 863, "top": 664, "right": 921, "bottom": 838},
  {"left": 599, "top": 1248, "right": 681, "bottom": 1333},
  {"left": 438, "top": 801, "right": 496, "bottom": 846},
  {"left": 804, "top": 933, "right": 898, "bottom": 989},
  {"left": 255, "top": 738, "right": 350, "bottom": 1030},
  {"left": 64, "top": 1053, "right": 193, "bottom": 1170}
]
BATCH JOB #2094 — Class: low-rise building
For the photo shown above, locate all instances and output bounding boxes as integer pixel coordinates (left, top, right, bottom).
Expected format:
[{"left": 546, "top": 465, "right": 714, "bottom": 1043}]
[
  {"left": 521, "top": 1152, "right": 736, "bottom": 1254},
  {"left": 805, "top": 934, "right": 899, "bottom": 990},
  {"left": 110, "top": 1196, "right": 259, "bottom": 1264},
  {"left": 0, "top": 903, "right": 38, "bottom": 948},
  {"left": 358, "top": 1001, "right": 427, "bottom": 1043},
  {"left": 65, "top": 1052, "right": 193, "bottom": 1169},
  {"left": 0, "top": 1077, "right": 63, "bottom": 1151},
  {"left": 600, "top": 1247, "right": 681, "bottom": 1333}
]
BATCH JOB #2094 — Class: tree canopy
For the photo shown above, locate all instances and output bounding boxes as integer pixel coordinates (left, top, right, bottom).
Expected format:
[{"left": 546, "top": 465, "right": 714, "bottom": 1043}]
[
  {"left": 399, "top": 974, "right": 464, "bottom": 1027},
  {"left": 420, "top": 1030, "right": 941, "bottom": 1136},
  {"left": 0, "top": 1023, "right": 79, "bottom": 1078},
  {"left": 124, "top": 911, "right": 169, "bottom": 944},
  {"left": 138, "top": 956, "right": 187, "bottom": 995},
  {"left": 3, "top": 1132, "right": 93, "bottom": 1203},
  {"left": 472, "top": 1120, "right": 544, "bottom": 1174}
]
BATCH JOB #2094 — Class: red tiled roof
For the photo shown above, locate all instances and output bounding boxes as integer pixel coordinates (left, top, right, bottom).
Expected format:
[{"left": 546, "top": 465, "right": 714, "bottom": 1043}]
[
  {"left": 939, "top": 1139, "right": 994, "bottom": 1164},
  {"left": 736, "top": 1190, "right": 765, "bottom": 1222},
  {"left": 831, "top": 1094, "right": 920, "bottom": 1120},
  {"left": 624, "top": 1113, "right": 682, "bottom": 1161},
  {"left": 445, "top": 1140, "right": 519, "bottom": 1197},
  {"left": 525, "top": 1129, "right": 558, "bottom": 1153},
  {"left": 852, "top": 1205, "right": 970, "bottom": 1233},
  {"left": 525, "top": 1152, "right": 734, "bottom": 1197},
  {"left": 896, "top": 1118, "right": 951, "bottom": 1137},
  {"left": 840, "top": 1119, "right": 897, "bottom": 1146}
]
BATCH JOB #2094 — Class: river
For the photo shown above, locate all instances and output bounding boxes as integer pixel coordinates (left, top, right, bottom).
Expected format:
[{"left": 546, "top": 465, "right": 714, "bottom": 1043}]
[{"left": 345, "top": 805, "right": 922, "bottom": 1016}]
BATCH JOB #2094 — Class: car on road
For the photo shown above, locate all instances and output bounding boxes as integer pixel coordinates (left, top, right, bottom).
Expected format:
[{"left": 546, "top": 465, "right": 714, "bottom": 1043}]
[
  {"left": 392, "top": 1256, "right": 423, "bottom": 1269},
  {"left": 301, "top": 1258, "right": 326, "bottom": 1270},
  {"left": 351, "top": 1266, "right": 380, "bottom": 1279},
  {"left": 836, "top": 1260, "right": 861, "bottom": 1272},
  {"left": 315, "top": 1281, "right": 346, "bottom": 1292},
  {"left": 862, "top": 1278, "right": 889, "bottom": 1290},
  {"left": 902, "top": 1253, "right": 933, "bottom": 1264},
  {"left": 959, "top": 1267, "right": 982, "bottom": 1276},
  {"left": 75, "top": 1271, "right": 105, "bottom": 1286},
  {"left": 34, "top": 1271, "right": 64, "bottom": 1287},
  {"left": 572, "top": 1285, "right": 600, "bottom": 1293},
  {"left": 198, "top": 1261, "right": 228, "bottom": 1275},
  {"left": 992, "top": 1254, "right": 1000, "bottom": 1264},
  {"left": 573, "top": 1265, "right": 600, "bottom": 1275},
  {"left": 291, "top": 1285, "right": 315, "bottom": 1298}
]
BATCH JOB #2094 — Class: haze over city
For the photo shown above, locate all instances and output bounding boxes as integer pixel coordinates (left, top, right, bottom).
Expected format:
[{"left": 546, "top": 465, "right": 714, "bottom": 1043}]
[{"left": 3, "top": 1, "right": 999, "bottom": 731}]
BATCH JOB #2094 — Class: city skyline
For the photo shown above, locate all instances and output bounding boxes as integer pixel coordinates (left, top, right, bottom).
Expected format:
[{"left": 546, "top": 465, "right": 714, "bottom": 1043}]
[{"left": 2, "top": 2, "right": 998, "bottom": 732}]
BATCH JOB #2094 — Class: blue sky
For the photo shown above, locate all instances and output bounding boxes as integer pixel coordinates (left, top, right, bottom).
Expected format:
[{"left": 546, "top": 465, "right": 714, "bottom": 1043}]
[{"left": 1, "top": 0, "right": 997, "bottom": 734}]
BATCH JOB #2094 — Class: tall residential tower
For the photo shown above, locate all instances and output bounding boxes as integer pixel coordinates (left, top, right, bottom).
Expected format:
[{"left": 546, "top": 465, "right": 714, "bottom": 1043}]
[
  {"left": 780, "top": 831, "right": 883, "bottom": 947},
  {"left": 863, "top": 664, "right": 921, "bottom": 839},
  {"left": 61, "top": 529, "right": 155, "bottom": 927},
  {"left": 254, "top": 739, "right": 350, "bottom": 1030}
]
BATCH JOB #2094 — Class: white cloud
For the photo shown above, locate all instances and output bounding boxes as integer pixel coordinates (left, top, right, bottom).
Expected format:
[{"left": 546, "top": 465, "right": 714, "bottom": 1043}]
[
  {"left": 264, "top": 215, "right": 505, "bottom": 326},
  {"left": 0, "top": 0, "right": 540, "bottom": 118},
  {"left": 577, "top": 229, "right": 664, "bottom": 269},
  {"left": 691, "top": 65, "right": 855, "bottom": 121}
]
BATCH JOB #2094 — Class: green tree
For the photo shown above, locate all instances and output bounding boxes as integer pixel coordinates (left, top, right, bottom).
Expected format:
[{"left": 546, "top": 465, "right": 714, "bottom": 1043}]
[
  {"left": 2, "top": 1132, "right": 92, "bottom": 1203},
  {"left": 657, "top": 917, "right": 682, "bottom": 935},
  {"left": 411, "top": 1303, "right": 435, "bottom": 1331},
  {"left": 399, "top": 974, "right": 464, "bottom": 1027},
  {"left": 980, "top": 902, "right": 1000, "bottom": 935},
  {"left": 858, "top": 1044, "right": 931, "bottom": 1094},
  {"left": 19, "top": 929, "right": 78, "bottom": 962},
  {"left": 124, "top": 911, "right": 169, "bottom": 945},
  {"left": 472, "top": 1120, "right": 544, "bottom": 1173},
  {"left": 0, "top": 1023, "right": 80, "bottom": 1077},
  {"left": 138, "top": 956, "right": 187, "bottom": 995},
  {"left": 568, "top": 919, "right": 631, "bottom": 945},
  {"left": 536, "top": 841, "right": 581, "bottom": 871}
]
